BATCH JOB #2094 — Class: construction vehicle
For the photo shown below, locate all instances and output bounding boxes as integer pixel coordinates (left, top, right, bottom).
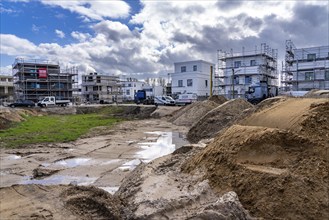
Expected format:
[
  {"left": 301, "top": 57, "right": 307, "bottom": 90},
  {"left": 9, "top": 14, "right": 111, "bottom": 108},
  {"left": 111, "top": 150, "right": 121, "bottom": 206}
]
[
  {"left": 246, "top": 82, "right": 277, "bottom": 104},
  {"left": 37, "top": 96, "right": 70, "bottom": 107},
  {"left": 134, "top": 90, "right": 154, "bottom": 105}
]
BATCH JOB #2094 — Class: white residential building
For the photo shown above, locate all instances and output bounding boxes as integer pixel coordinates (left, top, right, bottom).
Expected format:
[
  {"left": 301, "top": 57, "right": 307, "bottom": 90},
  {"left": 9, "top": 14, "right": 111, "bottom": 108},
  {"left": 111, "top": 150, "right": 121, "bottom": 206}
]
[
  {"left": 282, "top": 40, "right": 329, "bottom": 91},
  {"left": 218, "top": 43, "right": 278, "bottom": 99},
  {"left": 171, "top": 60, "right": 215, "bottom": 97},
  {"left": 121, "top": 78, "right": 145, "bottom": 101},
  {"left": 0, "top": 75, "right": 14, "bottom": 102}
]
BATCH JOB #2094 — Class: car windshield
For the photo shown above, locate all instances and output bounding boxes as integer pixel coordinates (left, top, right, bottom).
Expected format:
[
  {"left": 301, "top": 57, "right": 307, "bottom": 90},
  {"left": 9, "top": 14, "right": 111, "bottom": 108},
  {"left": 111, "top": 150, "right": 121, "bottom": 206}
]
[{"left": 165, "top": 96, "right": 174, "bottom": 101}]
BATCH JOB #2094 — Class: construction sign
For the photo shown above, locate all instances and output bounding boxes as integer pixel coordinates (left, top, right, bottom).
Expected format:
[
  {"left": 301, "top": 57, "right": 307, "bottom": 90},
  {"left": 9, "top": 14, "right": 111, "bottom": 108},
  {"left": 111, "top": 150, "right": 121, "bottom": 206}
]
[{"left": 38, "top": 68, "right": 47, "bottom": 78}]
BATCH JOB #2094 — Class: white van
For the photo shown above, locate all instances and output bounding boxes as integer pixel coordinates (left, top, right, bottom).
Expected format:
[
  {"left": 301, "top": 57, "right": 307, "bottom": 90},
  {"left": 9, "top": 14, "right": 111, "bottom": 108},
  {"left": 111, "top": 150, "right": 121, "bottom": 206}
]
[
  {"left": 154, "top": 96, "right": 176, "bottom": 106},
  {"left": 175, "top": 93, "right": 197, "bottom": 105}
]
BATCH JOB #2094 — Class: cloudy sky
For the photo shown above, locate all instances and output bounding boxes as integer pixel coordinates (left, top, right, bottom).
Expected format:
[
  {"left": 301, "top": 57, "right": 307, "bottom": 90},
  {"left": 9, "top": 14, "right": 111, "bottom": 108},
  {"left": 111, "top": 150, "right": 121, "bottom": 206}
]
[{"left": 0, "top": 0, "right": 328, "bottom": 79}]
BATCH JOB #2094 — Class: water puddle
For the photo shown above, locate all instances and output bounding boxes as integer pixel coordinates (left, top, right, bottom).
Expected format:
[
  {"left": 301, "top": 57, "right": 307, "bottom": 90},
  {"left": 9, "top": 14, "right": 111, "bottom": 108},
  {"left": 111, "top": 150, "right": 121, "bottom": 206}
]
[
  {"left": 118, "top": 159, "right": 141, "bottom": 171},
  {"left": 21, "top": 175, "right": 97, "bottom": 186},
  {"left": 43, "top": 158, "right": 92, "bottom": 168},
  {"left": 6, "top": 155, "right": 21, "bottom": 160},
  {"left": 137, "top": 131, "right": 189, "bottom": 162},
  {"left": 98, "top": 186, "right": 120, "bottom": 195}
]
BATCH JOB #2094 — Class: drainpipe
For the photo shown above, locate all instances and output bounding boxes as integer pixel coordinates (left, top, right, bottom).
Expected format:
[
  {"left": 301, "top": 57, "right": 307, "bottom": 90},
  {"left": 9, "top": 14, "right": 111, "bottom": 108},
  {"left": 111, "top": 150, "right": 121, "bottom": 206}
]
[{"left": 232, "top": 68, "right": 235, "bottom": 99}]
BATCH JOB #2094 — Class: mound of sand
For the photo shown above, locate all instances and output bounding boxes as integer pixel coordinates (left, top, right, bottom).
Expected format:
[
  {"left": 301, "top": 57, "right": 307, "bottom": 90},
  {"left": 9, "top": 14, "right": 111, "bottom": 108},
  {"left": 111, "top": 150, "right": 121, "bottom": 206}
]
[
  {"left": 208, "top": 95, "right": 227, "bottom": 104},
  {"left": 304, "top": 89, "right": 329, "bottom": 98},
  {"left": 187, "top": 99, "right": 253, "bottom": 143},
  {"left": 239, "top": 98, "right": 328, "bottom": 134},
  {"left": 0, "top": 107, "right": 41, "bottom": 130},
  {"left": 169, "top": 100, "right": 221, "bottom": 127},
  {"left": 0, "top": 185, "right": 124, "bottom": 220},
  {"left": 183, "top": 125, "right": 328, "bottom": 219}
]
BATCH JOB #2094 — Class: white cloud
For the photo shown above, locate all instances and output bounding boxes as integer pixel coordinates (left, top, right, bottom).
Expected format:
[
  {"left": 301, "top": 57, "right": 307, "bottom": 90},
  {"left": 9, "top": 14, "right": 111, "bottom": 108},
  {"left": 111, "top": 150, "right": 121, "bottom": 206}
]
[
  {"left": 71, "top": 31, "right": 91, "bottom": 42},
  {"left": 0, "top": 65, "right": 12, "bottom": 76},
  {"left": 40, "top": 0, "right": 130, "bottom": 21},
  {"left": 55, "top": 29, "right": 65, "bottom": 38},
  {"left": 1, "top": 1, "right": 328, "bottom": 80}
]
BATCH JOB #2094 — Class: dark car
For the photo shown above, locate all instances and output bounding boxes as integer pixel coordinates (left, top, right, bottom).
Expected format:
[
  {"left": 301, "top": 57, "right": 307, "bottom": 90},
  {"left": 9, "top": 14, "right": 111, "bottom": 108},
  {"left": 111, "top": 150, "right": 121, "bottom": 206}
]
[{"left": 8, "top": 100, "right": 35, "bottom": 108}]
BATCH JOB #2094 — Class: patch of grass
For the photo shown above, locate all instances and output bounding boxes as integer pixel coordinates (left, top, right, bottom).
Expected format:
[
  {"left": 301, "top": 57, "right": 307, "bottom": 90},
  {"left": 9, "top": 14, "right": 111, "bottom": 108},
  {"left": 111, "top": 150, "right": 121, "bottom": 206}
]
[{"left": 0, "top": 114, "right": 121, "bottom": 148}]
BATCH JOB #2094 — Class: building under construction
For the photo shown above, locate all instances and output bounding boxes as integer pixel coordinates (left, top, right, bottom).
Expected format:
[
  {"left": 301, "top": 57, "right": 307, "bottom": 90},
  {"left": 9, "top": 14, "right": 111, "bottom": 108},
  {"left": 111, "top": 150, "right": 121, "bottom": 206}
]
[
  {"left": 81, "top": 72, "right": 122, "bottom": 103},
  {"left": 281, "top": 40, "right": 329, "bottom": 91},
  {"left": 217, "top": 43, "right": 278, "bottom": 99},
  {"left": 12, "top": 58, "right": 78, "bottom": 102}
]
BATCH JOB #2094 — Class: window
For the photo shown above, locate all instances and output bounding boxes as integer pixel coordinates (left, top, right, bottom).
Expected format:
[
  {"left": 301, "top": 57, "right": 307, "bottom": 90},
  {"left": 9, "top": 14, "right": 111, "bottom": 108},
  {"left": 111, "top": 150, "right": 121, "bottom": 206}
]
[
  {"left": 193, "top": 65, "right": 197, "bottom": 71},
  {"left": 187, "top": 79, "right": 193, "bottom": 87},
  {"left": 93, "top": 86, "right": 98, "bottom": 91},
  {"left": 178, "top": 80, "right": 183, "bottom": 87},
  {"left": 250, "top": 60, "right": 256, "bottom": 66},
  {"left": 305, "top": 72, "right": 314, "bottom": 80},
  {"left": 307, "top": 54, "right": 316, "bottom": 61},
  {"left": 126, "top": 90, "right": 130, "bottom": 95},
  {"left": 128, "top": 83, "right": 132, "bottom": 87},
  {"left": 234, "top": 61, "right": 241, "bottom": 68},
  {"left": 234, "top": 76, "right": 239, "bottom": 84},
  {"left": 325, "top": 70, "right": 329, "bottom": 80},
  {"left": 181, "top": 66, "right": 186, "bottom": 72},
  {"left": 205, "top": 80, "right": 208, "bottom": 87},
  {"left": 245, "top": 76, "right": 252, "bottom": 84},
  {"left": 85, "top": 87, "right": 88, "bottom": 91},
  {"left": 96, "top": 76, "right": 101, "bottom": 83}
]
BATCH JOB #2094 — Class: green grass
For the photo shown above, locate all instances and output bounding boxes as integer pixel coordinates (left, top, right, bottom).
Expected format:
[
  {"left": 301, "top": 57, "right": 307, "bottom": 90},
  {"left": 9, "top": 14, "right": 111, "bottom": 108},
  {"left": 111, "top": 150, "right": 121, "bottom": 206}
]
[{"left": 0, "top": 114, "right": 121, "bottom": 148}]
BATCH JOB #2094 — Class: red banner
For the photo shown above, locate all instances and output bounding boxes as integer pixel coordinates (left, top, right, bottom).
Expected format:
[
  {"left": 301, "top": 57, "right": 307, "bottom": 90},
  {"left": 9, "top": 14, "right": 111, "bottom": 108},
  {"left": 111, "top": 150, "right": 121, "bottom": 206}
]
[{"left": 38, "top": 68, "right": 47, "bottom": 78}]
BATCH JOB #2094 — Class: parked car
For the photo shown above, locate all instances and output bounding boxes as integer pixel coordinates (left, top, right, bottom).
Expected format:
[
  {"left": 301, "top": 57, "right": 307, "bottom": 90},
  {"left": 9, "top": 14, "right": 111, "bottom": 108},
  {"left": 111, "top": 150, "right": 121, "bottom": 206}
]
[{"left": 8, "top": 100, "right": 35, "bottom": 108}]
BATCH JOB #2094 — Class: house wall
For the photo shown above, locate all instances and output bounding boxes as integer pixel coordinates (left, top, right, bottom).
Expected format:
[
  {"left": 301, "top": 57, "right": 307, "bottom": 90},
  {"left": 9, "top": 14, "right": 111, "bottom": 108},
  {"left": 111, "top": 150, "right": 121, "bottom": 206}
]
[{"left": 172, "top": 60, "right": 214, "bottom": 97}]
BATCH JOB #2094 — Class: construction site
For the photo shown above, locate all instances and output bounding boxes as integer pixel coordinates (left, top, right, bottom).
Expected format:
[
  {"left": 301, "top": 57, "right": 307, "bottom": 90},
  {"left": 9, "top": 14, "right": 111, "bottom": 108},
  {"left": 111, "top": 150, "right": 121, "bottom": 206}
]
[{"left": 0, "top": 89, "right": 328, "bottom": 219}]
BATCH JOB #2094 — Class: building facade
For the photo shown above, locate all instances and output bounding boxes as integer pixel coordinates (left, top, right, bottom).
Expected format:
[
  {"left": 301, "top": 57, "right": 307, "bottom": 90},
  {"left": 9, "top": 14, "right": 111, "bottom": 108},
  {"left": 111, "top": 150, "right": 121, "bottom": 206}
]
[
  {"left": 81, "top": 73, "right": 122, "bottom": 103},
  {"left": 0, "top": 75, "right": 14, "bottom": 102},
  {"left": 282, "top": 40, "right": 329, "bottom": 91},
  {"left": 121, "top": 78, "right": 145, "bottom": 101},
  {"left": 171, "top": 60, "right": 214, "bottom": 97},
  {"left": 217, "top": 43, "right": 278, "bottom": 99},
  {"left": 12, "top": 59, "right": 78, "bottom": 102}
]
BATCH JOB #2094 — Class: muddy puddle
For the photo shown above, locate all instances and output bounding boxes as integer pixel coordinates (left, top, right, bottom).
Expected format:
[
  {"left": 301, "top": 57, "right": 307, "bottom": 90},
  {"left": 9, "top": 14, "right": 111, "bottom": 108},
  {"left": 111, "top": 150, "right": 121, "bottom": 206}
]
[{"left": 1, "top": 129, "right": 189, "bottom": 194}]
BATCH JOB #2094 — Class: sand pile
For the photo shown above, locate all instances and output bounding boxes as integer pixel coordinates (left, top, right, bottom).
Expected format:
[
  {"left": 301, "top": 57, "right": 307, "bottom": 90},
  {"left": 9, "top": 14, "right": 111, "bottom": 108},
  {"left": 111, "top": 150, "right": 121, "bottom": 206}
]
[
  {"left": 304, "top": 89, "right": 329, "bottom": 98},
  {"left": 169, "top": 100, "right": 219, "bottom": 127},
  {"left": 208, "top": 95, "right": 227, "bottom": 104},
  {"left": 0, "top": 185, "right": 125, "bottom": 219},
  {"left": 0, "top": 108, "right": 41, "bottom": 130},
  {"left": 187, "top": 99, "right": 253, "bottom": 143},
  {"left": 183, "top": 125, "right": 328, "bottom": 219}
]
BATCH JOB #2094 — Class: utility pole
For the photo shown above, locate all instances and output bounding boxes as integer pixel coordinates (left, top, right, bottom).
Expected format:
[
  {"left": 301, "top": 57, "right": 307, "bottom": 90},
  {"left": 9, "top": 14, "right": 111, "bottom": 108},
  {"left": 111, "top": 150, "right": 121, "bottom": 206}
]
[
  {"left": 232, "top": 68, "right": 235, "bottom": 99},
  {"left": 210, "top": 66, "right": 213, "bottom": 98}
]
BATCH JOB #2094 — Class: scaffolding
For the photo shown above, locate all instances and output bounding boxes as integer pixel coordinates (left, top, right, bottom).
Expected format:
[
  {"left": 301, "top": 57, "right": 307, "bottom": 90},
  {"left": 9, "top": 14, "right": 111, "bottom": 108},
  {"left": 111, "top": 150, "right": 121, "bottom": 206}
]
[
  {"left": 12, "top": 58, "right": 78, "bottom": 102},
  {"left": 282, "top": 40, "right": 329, "bottom": 91},
  {"left": 217, "top": 43, "right": 278, "bottom": 99}
]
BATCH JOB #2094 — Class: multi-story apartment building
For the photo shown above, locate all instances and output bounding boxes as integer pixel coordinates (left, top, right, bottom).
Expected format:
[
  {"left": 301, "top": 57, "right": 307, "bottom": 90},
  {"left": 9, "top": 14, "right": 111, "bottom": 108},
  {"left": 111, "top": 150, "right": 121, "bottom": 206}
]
[
  {"left": 12, "top": 58, "right": 78, "bottom": 102},
  {"left": 121, "top": 78, "right": 145, "bottom": 101},
  {"left": 0, "top": 75, "right": 14, "bottom": 102},
  {"left": 171, "top": 60, "right": 215, "bottom": 97},
  {"left": 282, "top": 40, "right": 329, "bottom": 91},
  {"left": 217, "top": 43, "right": 278, "bottom": 99},
  {"left": 81, "top": 73, "right": 122, "bottom": 103}
]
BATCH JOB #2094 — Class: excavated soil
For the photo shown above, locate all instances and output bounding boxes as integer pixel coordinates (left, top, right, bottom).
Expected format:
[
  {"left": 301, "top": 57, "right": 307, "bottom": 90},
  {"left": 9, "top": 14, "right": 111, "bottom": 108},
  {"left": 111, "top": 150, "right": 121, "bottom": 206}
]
[
  {"left": 187, "top": 99, "right": 253, "bottom": 143},
  {"left": 208, "top": 95, "right": 228, "bottom": 104},
  {"left": 169, "top": 100, "right": 223, "bottom": 127},
  {"left": 304, "top": 89, "right": 329, "bottom": 98},
  {"left": 0, "top": 184, "right": 125, "bottom": 220},
  {"left": 0, "top": 108, "right": 42, "bottom": 130},
  {"left": 183, "top": 98, "right": 329, "bottom": 219}
]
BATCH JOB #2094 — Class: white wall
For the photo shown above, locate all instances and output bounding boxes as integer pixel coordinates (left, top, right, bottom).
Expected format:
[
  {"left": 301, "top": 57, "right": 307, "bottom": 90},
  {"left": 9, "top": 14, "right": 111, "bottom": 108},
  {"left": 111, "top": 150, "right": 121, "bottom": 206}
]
[{"left": 172, "top": 60, "right": 214, "bottom": 97}]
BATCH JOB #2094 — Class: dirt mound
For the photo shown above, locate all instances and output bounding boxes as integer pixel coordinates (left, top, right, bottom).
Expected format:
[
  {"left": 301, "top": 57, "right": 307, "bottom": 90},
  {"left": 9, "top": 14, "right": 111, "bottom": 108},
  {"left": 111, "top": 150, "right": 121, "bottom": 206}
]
[
  {"left": 239, "top": 98, "right": 328, "bottom": 134},
  {"left": 61, "top": 186, "right": 124, "bottom": 219},
  {"left": 0, "top": 184, "right": 125, "bottom": 219},
  {"left": 304, "top": 89, "right": 329, "bottom": 98},
  {"left": 169, "top": 100, "right": 219, "bottom": 127},
  {"left": 183, "top": 125, "right": 328, "bottom": 219},
  {"left": 187, "top": 99, "right": 253, "bottom": 143},
  {"left": 117, "top": 145, "right": 252, "bottom": 219},
  {"left": 208, "top": 95, "right": 227, "bottom": 104},
  {"left": 0, "top": 107, "right": 42, "bottom": 130}
]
